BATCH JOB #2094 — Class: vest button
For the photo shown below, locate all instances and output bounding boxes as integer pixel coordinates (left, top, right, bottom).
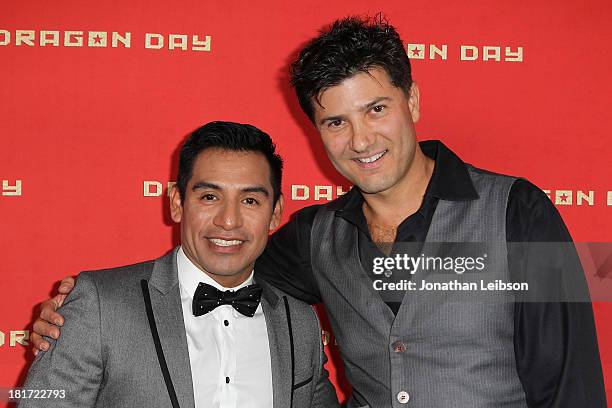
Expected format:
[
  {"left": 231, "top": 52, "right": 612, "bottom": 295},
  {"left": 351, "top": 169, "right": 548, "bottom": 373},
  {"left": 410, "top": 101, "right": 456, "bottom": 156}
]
[
  {"left": 392, "top": 341, "right": 406, "bottom": 353},
  {"left": 397, "top": 391, "right": 410, "bottom": 404}
]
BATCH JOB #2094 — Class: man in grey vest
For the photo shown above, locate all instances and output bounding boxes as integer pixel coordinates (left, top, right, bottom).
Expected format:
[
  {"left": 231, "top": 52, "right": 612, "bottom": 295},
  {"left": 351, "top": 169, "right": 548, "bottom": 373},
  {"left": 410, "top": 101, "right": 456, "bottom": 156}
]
[{"left": 32, "top": 16, "right": 606, "bottom": 407}]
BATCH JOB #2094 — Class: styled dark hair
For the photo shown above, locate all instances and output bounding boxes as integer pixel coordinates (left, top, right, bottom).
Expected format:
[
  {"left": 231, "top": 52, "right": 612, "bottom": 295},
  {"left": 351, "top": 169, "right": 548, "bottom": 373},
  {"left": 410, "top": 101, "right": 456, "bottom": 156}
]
[
  {"left": 290, "top": 15, "right": 413, "bottom": 122},
  {"left": 177, "top": 121, "right": 283, "bottom": 205}
]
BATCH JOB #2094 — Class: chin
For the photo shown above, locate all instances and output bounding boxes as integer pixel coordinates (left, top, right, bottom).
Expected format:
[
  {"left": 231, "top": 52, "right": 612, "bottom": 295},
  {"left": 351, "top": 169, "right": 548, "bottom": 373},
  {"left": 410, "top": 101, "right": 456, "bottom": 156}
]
[
  {"left": 207, "top": 264, "right": 246, "bottom": 276},
  {"left": 358, "top": 186, "right": 388, "bottom": 195},
  {"left": 355, "top": 177, "right": 396, "bottom": 195},
  {"left": 210, "top": 271, "right": 242, "bottom": 279}
]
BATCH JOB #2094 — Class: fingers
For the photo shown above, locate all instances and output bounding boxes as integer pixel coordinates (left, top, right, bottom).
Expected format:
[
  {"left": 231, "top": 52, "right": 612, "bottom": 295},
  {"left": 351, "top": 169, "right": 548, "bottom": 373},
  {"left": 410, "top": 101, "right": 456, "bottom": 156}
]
[
  {"left": 30, "top": 277, "right": 74, "bottom": 356},
  {"left": 39, "top": 296, "right": 67, "bottom": 326},
  {"left": 31, "top": 320, "right": 56, "bottom": 356},
  {"left": 33, "top": 318, "right": 60, "bottom": 340},
  {"left": 58, "top": 277, "right": 75, "bottom": 294},
  {"left": 30, "top": 332, "right": 51, "bottom": 355}
]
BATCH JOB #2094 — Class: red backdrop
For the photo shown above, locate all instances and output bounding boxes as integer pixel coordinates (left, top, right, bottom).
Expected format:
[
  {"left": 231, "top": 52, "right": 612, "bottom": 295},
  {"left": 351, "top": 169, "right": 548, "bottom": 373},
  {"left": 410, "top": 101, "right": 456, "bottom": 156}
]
[{"left": 1, "top": 1, "right": 611, "bottom": 405}]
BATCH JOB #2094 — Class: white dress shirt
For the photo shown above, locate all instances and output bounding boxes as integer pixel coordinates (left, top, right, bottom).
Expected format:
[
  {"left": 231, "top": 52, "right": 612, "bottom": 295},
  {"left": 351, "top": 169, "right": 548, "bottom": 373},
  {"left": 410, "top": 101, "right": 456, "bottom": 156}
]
[{"left": 177, "top": 247, "right": 273, "bottom": 408}]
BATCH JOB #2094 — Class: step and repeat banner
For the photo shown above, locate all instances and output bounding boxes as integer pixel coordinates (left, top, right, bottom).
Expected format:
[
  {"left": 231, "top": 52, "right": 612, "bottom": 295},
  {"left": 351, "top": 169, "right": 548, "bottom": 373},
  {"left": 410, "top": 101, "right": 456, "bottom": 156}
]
[{"left": 1, "top": 0, "right": 611, "bottom": 405}]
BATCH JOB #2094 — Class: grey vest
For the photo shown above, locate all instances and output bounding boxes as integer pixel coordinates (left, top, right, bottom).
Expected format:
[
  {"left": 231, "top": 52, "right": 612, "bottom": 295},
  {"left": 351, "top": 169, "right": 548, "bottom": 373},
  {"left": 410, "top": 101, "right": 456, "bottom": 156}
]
[{"left": 311, "top": 166, "right": 528, "bottom": 407}]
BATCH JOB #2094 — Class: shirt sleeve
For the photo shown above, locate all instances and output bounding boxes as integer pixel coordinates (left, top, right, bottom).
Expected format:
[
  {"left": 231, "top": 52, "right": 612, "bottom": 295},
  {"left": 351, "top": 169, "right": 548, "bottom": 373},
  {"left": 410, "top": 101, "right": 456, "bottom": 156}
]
[
  {"left": 255, "top": 205, "right": 322, "bottom": 304},
  {"left": 507, "top": 179, "right": 607, "bottom": 407}
]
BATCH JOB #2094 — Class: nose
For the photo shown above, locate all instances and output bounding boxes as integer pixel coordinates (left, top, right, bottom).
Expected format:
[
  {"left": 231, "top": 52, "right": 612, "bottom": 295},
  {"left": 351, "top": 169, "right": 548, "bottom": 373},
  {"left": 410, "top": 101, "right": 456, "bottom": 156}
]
[
  {"left": 349, "top": 121, "right": 375, "bottom": 153},
  {"left": 213, "top": 201, "right": 243, "bottom": 230}
]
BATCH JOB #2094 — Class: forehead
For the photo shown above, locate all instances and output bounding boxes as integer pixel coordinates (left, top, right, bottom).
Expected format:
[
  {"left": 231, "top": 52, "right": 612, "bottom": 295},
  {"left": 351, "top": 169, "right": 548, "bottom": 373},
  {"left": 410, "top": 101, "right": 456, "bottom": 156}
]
[
  {"left": 190, "top": 148, "right": 272, "bottom": 188},
  {"left": 316, "top": 67, "right": 399, "bottom": 111}
]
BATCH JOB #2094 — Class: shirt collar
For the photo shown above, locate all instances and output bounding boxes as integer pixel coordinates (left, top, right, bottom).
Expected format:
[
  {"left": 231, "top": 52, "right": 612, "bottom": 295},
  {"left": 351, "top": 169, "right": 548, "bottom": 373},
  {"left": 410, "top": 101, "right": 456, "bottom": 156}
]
[
  {"left": 328, "top": 140, "right": 478, "bottom": 214},
  {"left": 177, "top": 246, "right": 255, "bottom": 300},
  {"left": 421, "top": 140, "right": 478, "bottom": 201}
]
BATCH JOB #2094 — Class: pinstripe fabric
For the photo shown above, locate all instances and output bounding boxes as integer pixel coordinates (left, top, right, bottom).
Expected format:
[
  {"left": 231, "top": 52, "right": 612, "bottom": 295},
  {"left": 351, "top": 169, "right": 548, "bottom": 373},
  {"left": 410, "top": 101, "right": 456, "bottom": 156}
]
[{"left": 311, "top": 166, "right": 528, "bottom": 407}]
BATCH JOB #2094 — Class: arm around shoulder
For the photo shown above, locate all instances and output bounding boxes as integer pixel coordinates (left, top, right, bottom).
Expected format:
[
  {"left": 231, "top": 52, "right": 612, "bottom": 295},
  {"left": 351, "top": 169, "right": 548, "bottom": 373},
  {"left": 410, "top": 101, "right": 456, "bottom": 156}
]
[{"left": 19, "top": 272, "right": 103, "bottom": 408}]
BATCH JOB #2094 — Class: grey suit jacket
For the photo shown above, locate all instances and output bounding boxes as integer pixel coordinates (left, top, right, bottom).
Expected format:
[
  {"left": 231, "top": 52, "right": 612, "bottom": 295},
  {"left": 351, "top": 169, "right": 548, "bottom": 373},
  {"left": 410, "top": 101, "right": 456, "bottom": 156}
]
[{"left": 19, "top": 248, "right": 338, "bottom": 408}]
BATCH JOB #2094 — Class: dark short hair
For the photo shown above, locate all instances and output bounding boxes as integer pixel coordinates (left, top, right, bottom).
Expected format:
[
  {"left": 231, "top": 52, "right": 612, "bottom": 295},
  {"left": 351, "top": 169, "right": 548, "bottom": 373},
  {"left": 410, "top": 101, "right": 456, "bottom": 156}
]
[
  {"left": 177, "top": 121, "right": 283, "bottom": 205},
  {"left": 290, "top": 15, "right": 413, "bottom": 122}
]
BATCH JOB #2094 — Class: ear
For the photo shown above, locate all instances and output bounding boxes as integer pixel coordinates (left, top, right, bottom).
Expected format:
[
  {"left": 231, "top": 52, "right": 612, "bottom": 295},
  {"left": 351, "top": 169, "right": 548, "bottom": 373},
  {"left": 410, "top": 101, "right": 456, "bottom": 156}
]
[
  {"left": 269, "top": 194, "right": 284, "bottom": 231},
  {"left": 169, "top": 185, "right": 183, "bottom": 224},
  {"left": 408, "top": 82, "right": 420, "bottom": 123}
]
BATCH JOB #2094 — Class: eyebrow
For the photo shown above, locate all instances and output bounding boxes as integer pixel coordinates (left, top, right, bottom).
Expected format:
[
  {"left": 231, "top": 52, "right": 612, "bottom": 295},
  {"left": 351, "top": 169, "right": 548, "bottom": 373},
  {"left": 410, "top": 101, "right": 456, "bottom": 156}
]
[
  {"left": 364, "top": 96, "right": 391, "bottom": 110},
  {"left": 242, "top": 186, "right": 270, "bottom": 197},
  {"left": 192, "top": 182, "right": 270, "bottom": 197},
  {"left": 318, "top": 96, "right": 392, "bottom": 126},
  {"left": 192, "top": 182, "right": 221, "bottom": 191}
]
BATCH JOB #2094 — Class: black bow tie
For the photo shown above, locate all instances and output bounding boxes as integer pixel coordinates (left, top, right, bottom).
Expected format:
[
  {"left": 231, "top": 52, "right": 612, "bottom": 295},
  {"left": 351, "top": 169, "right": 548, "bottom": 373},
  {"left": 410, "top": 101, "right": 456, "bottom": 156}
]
[{"left": 192, "top": 282, "right": 263, "bottom": 317}]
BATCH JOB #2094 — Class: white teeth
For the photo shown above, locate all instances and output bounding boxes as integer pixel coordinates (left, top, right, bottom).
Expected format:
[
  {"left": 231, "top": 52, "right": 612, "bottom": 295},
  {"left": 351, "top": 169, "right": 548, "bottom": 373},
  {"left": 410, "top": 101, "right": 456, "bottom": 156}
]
[
  {"left": 209, "top": 238, "right": 243, "bottom": 247},
  {"left": 357, "top": 150, "right": 386, "bottom": 163}
]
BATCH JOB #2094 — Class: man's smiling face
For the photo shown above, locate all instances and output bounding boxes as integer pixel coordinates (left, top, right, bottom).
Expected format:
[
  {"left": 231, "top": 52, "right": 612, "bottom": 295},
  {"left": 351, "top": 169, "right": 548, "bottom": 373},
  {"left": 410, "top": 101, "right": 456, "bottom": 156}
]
[
  {"left": 170, "top": 148, "right": 282, "bottom": 287},
  {"left": 313, "top": 67, "right": 420, "bottom": 196}
]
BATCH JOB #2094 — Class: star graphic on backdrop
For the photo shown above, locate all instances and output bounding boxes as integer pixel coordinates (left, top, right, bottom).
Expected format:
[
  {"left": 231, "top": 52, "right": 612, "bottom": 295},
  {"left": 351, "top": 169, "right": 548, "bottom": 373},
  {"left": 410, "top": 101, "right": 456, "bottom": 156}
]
[
  {"left": 411, "top": 48, "right": 421, "bottom": 56},
  {"left": 559, "top": 194, "right": 568, "bottom": 202},
  {"left": 93, "top": 35, "right": 103, "bottom": 44}
]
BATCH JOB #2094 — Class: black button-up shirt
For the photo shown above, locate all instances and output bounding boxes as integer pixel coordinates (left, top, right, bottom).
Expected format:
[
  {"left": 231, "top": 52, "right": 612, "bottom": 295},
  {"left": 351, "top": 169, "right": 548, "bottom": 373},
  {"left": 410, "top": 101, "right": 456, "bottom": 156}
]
[{"left": 255, "top": 140, "right": 607, "bottom": 407}]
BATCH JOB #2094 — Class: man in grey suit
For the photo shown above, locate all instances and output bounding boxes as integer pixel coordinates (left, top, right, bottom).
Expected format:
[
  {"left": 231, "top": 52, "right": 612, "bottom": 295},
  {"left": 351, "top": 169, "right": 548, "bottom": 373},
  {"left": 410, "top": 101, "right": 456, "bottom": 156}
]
[{"left": 19, "top": 121, "right": 338, "bottom": 408}]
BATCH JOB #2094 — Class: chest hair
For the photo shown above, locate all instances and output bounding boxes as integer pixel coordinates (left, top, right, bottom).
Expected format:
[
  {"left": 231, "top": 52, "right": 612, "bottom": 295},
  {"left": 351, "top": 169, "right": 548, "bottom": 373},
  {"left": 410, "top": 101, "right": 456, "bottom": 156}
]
[{"left": 367, "top": 221, "right": 397, "bottom": 256}]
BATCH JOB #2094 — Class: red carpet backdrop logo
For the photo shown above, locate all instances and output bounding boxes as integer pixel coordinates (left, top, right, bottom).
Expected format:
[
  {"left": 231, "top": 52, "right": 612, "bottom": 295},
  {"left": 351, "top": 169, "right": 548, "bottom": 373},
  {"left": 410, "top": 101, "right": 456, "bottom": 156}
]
[
  {"left": 0, "top": 30, "right": 211, "bottom": 51},
  {"left": 1, "top": 0, "right": 611, "bottom": 405}
]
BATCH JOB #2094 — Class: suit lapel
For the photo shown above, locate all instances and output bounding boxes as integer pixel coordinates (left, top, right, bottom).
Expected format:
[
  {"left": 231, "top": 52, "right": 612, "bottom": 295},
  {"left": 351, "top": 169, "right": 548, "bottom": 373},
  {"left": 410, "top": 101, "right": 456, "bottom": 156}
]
[
  {"left": 147, "top": 248, "right": 195, "bottom": 408},
  {"left": 260, "top": 281, "right": 292, "bottom": 408}
]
